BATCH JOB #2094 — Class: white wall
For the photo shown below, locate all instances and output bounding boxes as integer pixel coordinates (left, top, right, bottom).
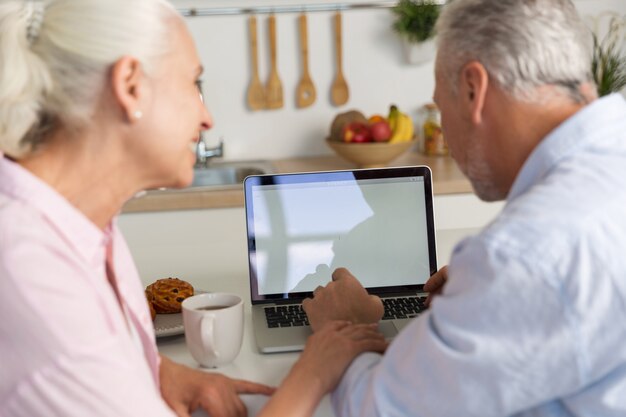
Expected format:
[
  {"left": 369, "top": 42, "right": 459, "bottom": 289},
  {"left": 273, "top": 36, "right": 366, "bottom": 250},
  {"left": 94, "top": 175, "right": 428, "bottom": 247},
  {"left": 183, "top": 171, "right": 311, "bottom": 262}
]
[
  {"left": 176, "top": 0, "right": 435, "bottom": 160},
  {"left": 170, "top": 0, "right": 626, "bottom": 161}
]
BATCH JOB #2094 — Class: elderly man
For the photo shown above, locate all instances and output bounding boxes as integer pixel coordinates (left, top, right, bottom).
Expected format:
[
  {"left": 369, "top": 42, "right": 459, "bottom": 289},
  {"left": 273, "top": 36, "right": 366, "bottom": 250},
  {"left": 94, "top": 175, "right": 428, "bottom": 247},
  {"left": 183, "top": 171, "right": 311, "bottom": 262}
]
[{"left": 303, "top": 0, "right": 626, "bottom": 415}]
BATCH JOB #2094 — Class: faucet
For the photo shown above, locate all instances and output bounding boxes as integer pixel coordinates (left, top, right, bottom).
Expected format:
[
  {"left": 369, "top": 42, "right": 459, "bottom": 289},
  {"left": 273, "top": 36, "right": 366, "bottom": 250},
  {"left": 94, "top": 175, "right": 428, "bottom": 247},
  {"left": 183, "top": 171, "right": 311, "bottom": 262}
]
[{"left": 196, "top": 135, "right": 224, "bottom": 168}]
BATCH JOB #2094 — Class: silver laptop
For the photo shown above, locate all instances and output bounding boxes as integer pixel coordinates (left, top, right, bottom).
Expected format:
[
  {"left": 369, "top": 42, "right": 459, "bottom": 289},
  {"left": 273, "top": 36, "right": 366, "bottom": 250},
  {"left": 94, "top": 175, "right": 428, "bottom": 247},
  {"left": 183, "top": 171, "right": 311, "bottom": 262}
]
[{"left": 243, "top": 166, "right": 438, "bottom": 353}]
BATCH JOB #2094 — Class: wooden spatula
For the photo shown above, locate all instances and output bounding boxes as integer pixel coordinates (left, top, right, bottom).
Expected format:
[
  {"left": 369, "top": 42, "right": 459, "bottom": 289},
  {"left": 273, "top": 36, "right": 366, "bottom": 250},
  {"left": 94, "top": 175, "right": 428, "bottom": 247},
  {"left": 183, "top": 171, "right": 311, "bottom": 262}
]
[
  {"left": 265, "top": 14, "right": 284, "bottom": 110},
  {"left": 247, "top": 15, "right": 265, "bottom": 111},
  {"left": 295, "top": 12, "right": 316, "bottom": 108},
  {"left": 331, "top": 10, "right": 349, "bottom": 106}
]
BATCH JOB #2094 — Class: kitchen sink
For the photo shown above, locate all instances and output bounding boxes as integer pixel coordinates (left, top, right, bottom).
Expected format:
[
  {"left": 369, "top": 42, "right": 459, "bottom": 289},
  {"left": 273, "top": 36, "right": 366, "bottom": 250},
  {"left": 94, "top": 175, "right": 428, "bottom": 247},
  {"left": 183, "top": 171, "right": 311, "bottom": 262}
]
[
  {"left": 155, "top": 160, "right": 274, "bottom": 192},
  {"left": 141, "top": 160, "right": 274, "bottom": 195},
  {"left": 191, "top": 163, "right": 269, "bottom": 188}
]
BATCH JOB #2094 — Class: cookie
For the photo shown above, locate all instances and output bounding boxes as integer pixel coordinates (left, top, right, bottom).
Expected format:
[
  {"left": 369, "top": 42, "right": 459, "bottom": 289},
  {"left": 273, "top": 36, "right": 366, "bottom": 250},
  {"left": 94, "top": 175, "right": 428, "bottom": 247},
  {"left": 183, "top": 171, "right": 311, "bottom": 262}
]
[{"left": 146, "top": 277, "right": 194, "bottom": 314}]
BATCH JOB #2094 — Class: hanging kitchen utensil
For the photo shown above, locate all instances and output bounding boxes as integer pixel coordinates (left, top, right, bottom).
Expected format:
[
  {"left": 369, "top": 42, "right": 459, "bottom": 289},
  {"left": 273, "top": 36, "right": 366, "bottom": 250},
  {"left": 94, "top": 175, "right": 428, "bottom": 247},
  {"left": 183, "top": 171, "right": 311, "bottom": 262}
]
[
  {"left": 295, "top": 12, "right": 316, "bottom": 108},
  {"left": 265, "top": 13, "right": 284, "bottom": 110},
  {"left": 247, "top": 15, "right": 266, "bottom": 111},
  {"left": 330, "top": 10, "right": 349, "bottom": 106}
]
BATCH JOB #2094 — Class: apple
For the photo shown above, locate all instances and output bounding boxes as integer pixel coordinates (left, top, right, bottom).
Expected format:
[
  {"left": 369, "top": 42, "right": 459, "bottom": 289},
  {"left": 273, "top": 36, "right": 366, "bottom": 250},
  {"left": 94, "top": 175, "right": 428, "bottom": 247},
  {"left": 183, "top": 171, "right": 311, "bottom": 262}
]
[
  {"left": 370, "top": 120, "right": 392, "bottom": 142},
  {"left": 342, "top": 122, "right": 373, "bottom": 143}
]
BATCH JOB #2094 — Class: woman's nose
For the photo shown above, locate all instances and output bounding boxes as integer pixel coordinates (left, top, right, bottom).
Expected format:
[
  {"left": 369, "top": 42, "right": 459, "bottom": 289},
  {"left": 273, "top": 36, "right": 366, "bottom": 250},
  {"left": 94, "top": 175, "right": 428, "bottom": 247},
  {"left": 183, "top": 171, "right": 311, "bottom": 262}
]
[{"left": 200, "top": 104, "right": 213, "bottom": 131}]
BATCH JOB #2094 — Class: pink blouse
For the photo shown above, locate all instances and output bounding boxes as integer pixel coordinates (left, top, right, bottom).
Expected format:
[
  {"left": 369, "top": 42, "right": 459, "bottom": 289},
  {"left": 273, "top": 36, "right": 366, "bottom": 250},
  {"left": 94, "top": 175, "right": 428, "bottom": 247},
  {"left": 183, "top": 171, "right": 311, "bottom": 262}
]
[{"left": 0, "top": 157, "right": 174, "bottom": 416}]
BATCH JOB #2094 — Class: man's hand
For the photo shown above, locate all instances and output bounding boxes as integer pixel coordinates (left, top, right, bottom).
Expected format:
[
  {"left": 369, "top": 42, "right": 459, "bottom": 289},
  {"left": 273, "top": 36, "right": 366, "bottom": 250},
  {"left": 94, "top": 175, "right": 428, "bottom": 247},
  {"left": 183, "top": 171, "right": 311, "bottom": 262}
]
[
  {"left": 159, "top": 356, "right": 275, "bottom": 417},
  {"left": 302, "top": 267, "right": 384, "bottom": 332},
  {"left": 296, "top": 321, "right": 387, "bottom": 391},
  {"left": 257, "top": 321, "right": 387, "bottom": 417},
  {"left": 423, "top": 265, "right": 448, "bottom": 307}
]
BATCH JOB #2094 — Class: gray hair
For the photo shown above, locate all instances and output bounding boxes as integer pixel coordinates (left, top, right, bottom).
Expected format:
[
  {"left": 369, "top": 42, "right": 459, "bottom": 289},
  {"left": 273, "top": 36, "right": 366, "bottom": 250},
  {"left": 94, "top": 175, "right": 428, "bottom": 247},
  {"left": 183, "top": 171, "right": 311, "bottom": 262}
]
[
  {"left": 435, "top": 0, "right": 595, "bottom": 103},
  {"left": 0, "top": 0, "right": 179, "bottom": 158}
]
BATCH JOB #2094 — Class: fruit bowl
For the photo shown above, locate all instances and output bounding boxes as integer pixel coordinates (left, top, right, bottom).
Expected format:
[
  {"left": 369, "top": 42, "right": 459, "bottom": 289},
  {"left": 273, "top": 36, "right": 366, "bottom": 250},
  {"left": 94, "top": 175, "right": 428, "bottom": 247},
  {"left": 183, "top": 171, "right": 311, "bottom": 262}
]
[{"left": 326, "top": 138, "right": 416, "bottom": 168}]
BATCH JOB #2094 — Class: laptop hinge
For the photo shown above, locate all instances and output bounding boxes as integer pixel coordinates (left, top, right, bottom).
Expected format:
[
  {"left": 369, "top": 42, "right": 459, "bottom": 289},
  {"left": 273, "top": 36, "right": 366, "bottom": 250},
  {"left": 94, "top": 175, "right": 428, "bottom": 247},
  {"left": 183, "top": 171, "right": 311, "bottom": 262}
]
[{"left": 253, "top": 298, "right": 306, "bottom": 306}]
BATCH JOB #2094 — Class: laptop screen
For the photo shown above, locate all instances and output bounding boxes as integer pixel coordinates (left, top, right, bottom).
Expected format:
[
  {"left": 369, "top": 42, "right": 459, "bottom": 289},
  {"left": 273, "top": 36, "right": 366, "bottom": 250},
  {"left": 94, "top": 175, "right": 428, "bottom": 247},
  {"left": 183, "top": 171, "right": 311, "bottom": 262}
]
[{"left": 244, "top": 167, "right": 437, "bottom": 303}]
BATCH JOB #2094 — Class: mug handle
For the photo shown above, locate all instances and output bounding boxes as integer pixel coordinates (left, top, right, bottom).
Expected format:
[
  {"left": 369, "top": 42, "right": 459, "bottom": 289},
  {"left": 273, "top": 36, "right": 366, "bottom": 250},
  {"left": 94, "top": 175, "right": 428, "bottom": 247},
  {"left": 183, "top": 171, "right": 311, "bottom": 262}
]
[{"left": 201, "top": 315, "right": 219, "bottom": 358}]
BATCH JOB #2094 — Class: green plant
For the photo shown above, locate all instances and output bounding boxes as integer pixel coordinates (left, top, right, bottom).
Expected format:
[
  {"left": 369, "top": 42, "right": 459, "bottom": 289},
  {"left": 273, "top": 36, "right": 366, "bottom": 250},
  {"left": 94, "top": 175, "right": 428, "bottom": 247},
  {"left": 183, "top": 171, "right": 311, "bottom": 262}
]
[
  {"left": 392, "top": 0, "right": 440, "bottom": 44},
  {"left": 591, "top": 17, "right": 626, "bottom": 96}
]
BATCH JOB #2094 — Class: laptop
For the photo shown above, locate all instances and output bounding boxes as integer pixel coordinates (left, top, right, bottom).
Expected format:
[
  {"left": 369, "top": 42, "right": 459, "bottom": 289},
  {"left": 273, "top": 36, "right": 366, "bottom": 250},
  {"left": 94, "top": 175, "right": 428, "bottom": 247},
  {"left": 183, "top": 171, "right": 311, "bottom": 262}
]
[{"left": 243, "top": 166, "right": 438, "bottom": 353}]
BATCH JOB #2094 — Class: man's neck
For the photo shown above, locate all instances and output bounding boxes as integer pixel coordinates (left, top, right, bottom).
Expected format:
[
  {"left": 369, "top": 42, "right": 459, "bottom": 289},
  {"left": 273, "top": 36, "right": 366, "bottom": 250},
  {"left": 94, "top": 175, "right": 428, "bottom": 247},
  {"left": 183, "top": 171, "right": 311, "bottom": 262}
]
[{"left": 485, "top": 86, "right": 595, "bottom": 197}]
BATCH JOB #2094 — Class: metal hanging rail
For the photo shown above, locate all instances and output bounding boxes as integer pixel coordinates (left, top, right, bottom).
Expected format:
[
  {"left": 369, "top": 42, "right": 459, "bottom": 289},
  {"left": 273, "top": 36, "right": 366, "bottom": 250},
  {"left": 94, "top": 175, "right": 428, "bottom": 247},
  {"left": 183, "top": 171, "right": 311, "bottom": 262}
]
[{"left": 177, "top": 1, "right": 445, "bottom": 17}]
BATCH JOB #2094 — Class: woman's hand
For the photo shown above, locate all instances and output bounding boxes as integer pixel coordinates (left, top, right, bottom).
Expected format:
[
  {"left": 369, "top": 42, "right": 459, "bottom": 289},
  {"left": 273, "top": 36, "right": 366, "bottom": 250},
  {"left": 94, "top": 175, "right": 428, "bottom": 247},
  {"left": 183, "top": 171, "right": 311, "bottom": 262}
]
[
  {"left": 258, "top": 321, "right": 387, "bottom": 417},
  {"left": 423, "top": 265, "right": 448, "bottom": 307},
  {"left": 159, "top": 356, "right": 275, "bottom": 417}
]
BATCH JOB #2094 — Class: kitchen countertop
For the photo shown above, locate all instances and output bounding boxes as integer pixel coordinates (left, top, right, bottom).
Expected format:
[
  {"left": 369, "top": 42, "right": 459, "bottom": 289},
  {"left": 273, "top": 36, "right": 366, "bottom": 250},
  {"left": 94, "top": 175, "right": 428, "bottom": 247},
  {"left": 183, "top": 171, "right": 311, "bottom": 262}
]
[
  {"left": 151, "top": 227, "right": 480, "bottom": 417},
  {"left": 122, "top": 152, "right": 471, "bottom": 213}
]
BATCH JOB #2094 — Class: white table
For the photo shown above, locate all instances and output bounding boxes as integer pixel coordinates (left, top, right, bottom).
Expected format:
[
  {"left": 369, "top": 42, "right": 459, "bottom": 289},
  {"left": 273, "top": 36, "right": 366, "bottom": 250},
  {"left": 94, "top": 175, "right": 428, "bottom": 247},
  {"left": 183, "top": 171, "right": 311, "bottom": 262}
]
[{"left": 151, "top": 228, "right": 477, "bottom": 417}]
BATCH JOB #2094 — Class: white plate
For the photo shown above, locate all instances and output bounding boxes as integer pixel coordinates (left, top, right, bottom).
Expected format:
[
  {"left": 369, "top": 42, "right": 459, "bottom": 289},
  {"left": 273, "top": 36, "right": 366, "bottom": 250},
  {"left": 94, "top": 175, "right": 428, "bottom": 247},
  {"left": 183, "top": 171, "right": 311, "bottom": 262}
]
[
  {"left": 153, "top": 290, "right": 207, "bottom": 338},
  {"left": 154, "top": 312, "right": 185, "bottom": 338}
]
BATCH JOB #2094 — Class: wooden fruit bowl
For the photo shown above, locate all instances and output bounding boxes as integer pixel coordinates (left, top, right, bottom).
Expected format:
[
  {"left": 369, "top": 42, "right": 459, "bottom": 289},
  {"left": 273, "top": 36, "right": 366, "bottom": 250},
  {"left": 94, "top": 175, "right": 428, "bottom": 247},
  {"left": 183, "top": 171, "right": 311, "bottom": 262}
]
[{"left": 326, "top": 138, "right": 417, "bottom": 168}]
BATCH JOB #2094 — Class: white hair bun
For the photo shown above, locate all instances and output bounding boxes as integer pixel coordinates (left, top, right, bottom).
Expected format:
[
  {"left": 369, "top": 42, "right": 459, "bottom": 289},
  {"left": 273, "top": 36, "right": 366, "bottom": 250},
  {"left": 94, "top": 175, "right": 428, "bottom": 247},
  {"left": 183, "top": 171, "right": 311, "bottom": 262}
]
[{"left": 0, "top": 0, "right": 177, "bottom": 158}]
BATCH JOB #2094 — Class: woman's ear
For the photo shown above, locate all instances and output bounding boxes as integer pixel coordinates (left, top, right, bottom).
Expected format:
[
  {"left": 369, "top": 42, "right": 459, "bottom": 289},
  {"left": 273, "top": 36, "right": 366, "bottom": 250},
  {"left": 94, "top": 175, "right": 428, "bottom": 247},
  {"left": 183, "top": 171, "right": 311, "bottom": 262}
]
[
  {"left": 459, "top": 61, "right": 489, "bottom": 125},
  {"left": 110, "top": 56, "right": 145, "bottom": 123}
]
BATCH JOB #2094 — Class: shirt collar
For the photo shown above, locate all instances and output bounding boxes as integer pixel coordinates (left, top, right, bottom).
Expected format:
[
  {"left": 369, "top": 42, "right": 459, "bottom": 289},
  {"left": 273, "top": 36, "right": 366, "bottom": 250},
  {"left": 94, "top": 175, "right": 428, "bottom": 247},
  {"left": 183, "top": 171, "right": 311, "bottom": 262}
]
[
  {"left": 0, "top": 156, "right": 109, "bottom": 265},
  {"left": 507, "top": 93, "right": 626, "bottom": 201}
]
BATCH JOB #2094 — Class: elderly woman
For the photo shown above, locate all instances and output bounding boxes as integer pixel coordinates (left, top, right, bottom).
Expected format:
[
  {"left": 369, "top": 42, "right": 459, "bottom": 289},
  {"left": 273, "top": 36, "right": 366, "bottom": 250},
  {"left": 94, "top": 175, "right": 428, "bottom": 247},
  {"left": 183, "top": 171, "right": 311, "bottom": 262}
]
[{"left": 0, "top": 1, "right": 386, "bottom": 416}]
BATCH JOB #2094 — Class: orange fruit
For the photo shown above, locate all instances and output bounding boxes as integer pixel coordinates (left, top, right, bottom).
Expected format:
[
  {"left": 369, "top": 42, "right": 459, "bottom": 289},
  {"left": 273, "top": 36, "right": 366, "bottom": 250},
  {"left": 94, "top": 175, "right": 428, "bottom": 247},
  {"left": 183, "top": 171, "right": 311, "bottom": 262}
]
[{"left": 368, "top": 114, "right": 386, "bottom": 124}]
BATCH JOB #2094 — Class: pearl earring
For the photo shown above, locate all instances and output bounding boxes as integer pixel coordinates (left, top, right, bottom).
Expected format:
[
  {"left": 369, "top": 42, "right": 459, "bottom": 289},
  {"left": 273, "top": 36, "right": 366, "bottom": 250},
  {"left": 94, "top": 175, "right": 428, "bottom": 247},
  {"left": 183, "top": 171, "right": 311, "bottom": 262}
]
[{"left": 133, "top": 110, "right": 143, "bottom": 120}]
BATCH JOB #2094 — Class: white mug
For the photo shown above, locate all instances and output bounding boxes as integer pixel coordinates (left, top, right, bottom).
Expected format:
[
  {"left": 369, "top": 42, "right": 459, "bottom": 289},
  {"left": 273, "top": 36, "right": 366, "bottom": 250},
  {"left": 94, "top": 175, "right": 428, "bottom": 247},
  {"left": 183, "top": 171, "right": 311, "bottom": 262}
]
[{"left": 182, "top": 293, "right": 244, "bottom": 368}]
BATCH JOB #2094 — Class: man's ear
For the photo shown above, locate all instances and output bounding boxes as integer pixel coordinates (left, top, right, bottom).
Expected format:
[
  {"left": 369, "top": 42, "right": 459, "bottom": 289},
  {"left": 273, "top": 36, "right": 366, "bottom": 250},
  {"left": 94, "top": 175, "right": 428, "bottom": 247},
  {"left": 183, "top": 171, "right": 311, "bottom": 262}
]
[
  {"left": 459, "top": 61, "right": 489, "bottom": 125},
  {"left": 110, "top": 56, "right": 145, "bottom": 123}
]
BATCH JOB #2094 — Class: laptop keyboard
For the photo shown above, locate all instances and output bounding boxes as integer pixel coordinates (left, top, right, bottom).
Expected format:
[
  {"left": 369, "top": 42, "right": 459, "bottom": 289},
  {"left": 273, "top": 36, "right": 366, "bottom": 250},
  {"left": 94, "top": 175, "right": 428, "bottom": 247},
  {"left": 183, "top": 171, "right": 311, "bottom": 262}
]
[
  {"left": 264, "top": 295, "right": 427, "bottom": 328},
  {"left": 381, "top": 296, "right": 427, "bottom": 320},
  {"left": 264, "top": 305, "right": 309, "bottom": 328}
]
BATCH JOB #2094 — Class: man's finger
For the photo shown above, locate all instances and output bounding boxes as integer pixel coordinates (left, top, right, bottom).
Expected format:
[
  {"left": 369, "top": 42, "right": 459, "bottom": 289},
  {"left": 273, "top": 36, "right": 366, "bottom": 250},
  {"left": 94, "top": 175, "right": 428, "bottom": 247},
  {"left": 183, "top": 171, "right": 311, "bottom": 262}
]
[
  {"left": 313, "top": 285, "right": 324, "bottom": 296},
  {"left": 425, "top": 293, "right": 433, "bottom": 308},
  {"left": 369, "top": 295, "right": 385, "bottom": 318},
  {"left": 302, "top": 297, "right": 316, "bottom": 317},
  {"left": 424, "top": 268, "right": 448, "bottom": 292},
  {"left": 369, "top": 295, "right": 383, "bottom": 306},
  {"left": 423, "top": 275, "right": 442, "bottom": 292},
  {"left": 331, "top": 267, "right": 353, "bottom": 281}
]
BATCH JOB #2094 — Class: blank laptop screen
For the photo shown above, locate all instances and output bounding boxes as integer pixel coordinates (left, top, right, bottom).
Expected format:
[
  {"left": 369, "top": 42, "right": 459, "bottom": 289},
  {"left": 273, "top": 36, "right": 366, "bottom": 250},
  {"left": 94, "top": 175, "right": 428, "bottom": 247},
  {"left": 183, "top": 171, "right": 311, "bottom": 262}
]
[{"left": 244, "top": 167, "right": 437, "bottom": 301}]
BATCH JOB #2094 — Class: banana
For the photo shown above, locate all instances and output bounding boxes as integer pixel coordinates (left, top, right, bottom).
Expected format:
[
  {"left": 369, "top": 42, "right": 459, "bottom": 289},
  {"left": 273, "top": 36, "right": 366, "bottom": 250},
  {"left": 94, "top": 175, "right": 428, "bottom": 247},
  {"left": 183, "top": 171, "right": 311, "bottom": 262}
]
[
  {"left": 387, "top": 105, "right": 415, "bottom": 143},
  {"left": 389, "top": 115, "right": 407, "bottom": 143},
  {"left": 387, "top": 105, "right": 400, "bottom": 134},
  {"left": 401, "top": 113, "right": 414, "bottom": 141}
]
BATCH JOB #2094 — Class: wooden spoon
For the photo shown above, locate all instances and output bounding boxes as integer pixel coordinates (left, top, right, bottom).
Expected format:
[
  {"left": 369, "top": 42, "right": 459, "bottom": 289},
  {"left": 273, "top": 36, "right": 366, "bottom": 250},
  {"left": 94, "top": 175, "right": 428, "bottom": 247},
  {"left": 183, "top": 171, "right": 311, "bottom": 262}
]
[
  {"left": 331, "top": 10, "right": 349, "bottom": 106},
  {"left": 265, "top": 14, "right": 284, "bottom": 110},
  {"left": 246, "top": 15, "right": 265, "bottom": 111},
  {"left": 295, "top": 12, "right": 316, "bottom": 108}
]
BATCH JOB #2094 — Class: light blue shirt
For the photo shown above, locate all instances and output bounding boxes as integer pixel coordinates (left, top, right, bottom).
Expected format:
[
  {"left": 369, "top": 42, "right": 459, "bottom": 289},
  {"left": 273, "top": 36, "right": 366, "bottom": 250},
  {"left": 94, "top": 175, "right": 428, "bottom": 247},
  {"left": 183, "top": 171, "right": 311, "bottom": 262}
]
[{"left": 332, "top": 94, "right": 626, "bottom": 417}]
